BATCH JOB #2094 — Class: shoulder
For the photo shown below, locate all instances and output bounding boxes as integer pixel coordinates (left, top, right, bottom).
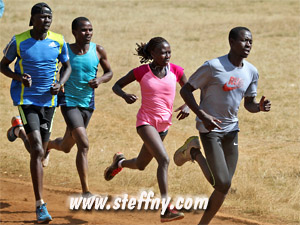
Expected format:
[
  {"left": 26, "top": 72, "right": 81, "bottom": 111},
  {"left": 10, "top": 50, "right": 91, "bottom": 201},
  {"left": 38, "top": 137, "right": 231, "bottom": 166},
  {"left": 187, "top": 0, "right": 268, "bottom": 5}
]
[
  {"left": 15, "top": 30, "right": 31, "bottom": 43},
  {"left": 133, "top": 64, "right": 149, "bottom": 81},
  {"left": 169, "top": 63, "right": 184, "bottom": 74},
  {"left": 47, "top": 31, "right": 65, "bottom": 44},
  {"left": 243, "top": 60, "right": 258, "bottom": 73},
  {"left": 169, "top": 63, "right": 184, "bottom": 81}
]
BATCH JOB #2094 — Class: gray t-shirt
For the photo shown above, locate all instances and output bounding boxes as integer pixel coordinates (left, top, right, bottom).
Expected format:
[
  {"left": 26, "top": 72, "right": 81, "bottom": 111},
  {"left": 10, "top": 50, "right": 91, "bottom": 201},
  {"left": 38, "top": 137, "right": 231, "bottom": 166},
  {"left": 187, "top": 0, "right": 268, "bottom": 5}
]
[{"left": 188, "top": 54, "right": 258, "bottom": 133}]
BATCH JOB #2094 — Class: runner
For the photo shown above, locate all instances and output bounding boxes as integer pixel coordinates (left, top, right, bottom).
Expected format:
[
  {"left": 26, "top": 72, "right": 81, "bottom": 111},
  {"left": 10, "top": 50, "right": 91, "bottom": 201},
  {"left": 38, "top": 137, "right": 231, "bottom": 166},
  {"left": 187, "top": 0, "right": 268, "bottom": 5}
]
[
  {"left": 174, "top": 27, "right": 271, "bottom": 224},
  {"left": 104, "top": 37, "right": 189, "bottom": 222},
  {"left": 1, "top": 3, "right": 71, "bottom": 223},
  {"left": 46, "top": 17, "right": 113, "bottom": 197}
]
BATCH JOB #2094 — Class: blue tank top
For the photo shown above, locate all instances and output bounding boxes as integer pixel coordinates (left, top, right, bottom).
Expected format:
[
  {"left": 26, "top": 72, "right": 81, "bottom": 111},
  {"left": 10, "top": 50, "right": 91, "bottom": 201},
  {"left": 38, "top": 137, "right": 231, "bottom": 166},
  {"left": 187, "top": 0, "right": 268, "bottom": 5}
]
[{"left": 62, "top": 42, "right": 99, "bottom": 109}]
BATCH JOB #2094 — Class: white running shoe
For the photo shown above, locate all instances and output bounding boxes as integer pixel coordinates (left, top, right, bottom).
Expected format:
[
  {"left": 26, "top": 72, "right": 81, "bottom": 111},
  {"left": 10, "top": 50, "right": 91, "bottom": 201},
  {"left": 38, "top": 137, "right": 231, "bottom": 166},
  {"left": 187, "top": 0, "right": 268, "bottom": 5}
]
[{"left": 173, "top": 136, "right": 200, "bottom": 166}]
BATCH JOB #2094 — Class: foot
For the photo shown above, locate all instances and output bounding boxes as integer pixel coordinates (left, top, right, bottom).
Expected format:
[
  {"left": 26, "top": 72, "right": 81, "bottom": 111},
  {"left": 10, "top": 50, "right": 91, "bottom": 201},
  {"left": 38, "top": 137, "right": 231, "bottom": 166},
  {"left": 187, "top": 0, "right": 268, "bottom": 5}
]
[
  {"left": 173, "top": 136, "right": 200, "bottom": 166},
  {"left": 42, "top": 149, "right": 50, "bottom": 167},
  {"left": 82, "top": 191, "right": 94, "bottom": 198},
  {"left": 104, "top": 152, "right": 125, "bottom": 181},
  {"left": 161, "top": 205, "right": 184, "bottom": 223},
  {"left": 7, "top": 116, "right": 23, "bottom": 142},
  {"left": 36, "top": 203, "right": 52, "bottom": 224}
]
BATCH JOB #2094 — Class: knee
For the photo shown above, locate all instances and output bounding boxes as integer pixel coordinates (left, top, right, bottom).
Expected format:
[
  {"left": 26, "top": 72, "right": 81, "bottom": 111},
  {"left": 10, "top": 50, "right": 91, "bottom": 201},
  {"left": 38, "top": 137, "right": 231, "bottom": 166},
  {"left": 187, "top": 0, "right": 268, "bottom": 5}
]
[
  {"left": 61, "top": 146, "right": 72, "bottom": 153},
  {"left": 30, "top": 146, "right": 44, "bottom": 159},
  {"left": 136, "top": 163, "right": 146, "bottom": 171},
  {"left": 214, "top": 180, "right": 231, "bottom": 194},
  {"left": 157, "top": 156, "right": 170, "bottom": 168}
]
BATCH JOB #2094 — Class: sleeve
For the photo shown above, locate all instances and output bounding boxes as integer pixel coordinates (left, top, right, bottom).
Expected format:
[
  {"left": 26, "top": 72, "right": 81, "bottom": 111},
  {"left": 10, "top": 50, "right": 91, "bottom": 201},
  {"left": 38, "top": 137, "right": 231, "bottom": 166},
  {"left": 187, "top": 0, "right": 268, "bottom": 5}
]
[
  {"left": 58, "top": 38, "right": 69, "bottom": 63},
  {"left": 188, "top": 61, "right": 212, "bottom": 90},
  {"left": 133, "top": 64, "right": 149, "bottom": 82},
  {"left": 3, "top": 36, "right": 17, "bottom": 62},
  {"left": 170, "top": 63, "right": 184, "bottom": 82},
  {"left": 245, "top": 70, "right": 259, "bottom": 97}
]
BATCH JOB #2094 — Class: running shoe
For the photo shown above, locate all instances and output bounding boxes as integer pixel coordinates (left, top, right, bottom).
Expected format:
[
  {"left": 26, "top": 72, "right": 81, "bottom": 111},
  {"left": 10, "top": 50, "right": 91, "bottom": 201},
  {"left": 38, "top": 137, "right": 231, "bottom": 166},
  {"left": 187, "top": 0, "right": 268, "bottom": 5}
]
[
  {"left": 42, "top": 150, "right": 50, "bottom": 167},
  {"left": 7, "top": 116, "right": 23, "bottom": 142},
  {"left": 82, "top": 191, "right": 94, "bottom": 198},
  {"left": 36, "top": 203, "right": 52, "bottom": 224},
  {"left": 161, "top": 205, "right": 184, "bottom": 223},
  {"left": 104, "top": 152, "right": 125, "bottom": 181},
  {"left": 173, "top": 136, "right": 200, "bottom": 166}
]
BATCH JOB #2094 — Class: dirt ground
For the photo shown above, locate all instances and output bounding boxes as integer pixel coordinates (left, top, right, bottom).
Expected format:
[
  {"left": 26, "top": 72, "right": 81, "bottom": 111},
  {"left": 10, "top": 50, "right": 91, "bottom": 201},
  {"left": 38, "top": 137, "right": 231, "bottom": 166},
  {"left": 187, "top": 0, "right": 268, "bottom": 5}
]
[{"left": 0, "top": 178, "right": 270, "bottom": 225}]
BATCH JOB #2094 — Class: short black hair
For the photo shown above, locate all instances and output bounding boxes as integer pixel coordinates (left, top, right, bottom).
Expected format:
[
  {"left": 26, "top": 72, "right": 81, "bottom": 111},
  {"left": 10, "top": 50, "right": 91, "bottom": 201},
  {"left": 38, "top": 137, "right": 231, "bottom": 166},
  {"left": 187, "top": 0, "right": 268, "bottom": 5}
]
[
  {"left": 229, "top": 27, "right": 251, "bottom": 40},
  {"left": 72, "top": 17, "right": 90, "bottom": 30}
]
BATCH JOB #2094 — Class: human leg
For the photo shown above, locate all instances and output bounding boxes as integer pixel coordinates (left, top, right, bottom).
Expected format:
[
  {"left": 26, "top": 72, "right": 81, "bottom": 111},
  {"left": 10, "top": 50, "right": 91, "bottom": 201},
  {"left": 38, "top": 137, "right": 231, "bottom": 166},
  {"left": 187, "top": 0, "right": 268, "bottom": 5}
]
[
  {"left": 47, "top": 127, "right": 75, "bottom": 153},
  {"left": 71, "top": 126, "right": 90, "bottom": 193},
  {"left": 173, "top": 136, "right": 213, "bottom": 183},
  {"left": 136, "top": 125, "right": 169, "bottom": 199},
  {"left": 104, "top": 128, "right": 167, "bottom": 179},
  {"left": 121, "top": 129, "right": 167, "bottom": 170},
  {"left": 198, "top": 132, "right": 237, "bottom": 224}
]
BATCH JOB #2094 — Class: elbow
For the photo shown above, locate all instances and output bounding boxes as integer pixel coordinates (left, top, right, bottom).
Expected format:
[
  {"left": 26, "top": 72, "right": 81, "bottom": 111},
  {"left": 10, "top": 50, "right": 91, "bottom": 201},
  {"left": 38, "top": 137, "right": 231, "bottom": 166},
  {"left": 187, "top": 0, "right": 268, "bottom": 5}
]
[{"left": 112, "top": 83, "right": 118, "bottom": 94}]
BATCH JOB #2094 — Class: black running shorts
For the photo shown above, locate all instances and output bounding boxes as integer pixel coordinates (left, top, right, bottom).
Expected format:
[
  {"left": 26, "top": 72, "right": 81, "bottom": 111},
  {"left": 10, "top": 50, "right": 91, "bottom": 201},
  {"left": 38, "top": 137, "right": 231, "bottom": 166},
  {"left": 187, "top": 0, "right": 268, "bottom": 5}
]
[
  {"left": 18, "top": 105, "right": 56, "bottom": 143},
  {"left": 60, "top": 106, "right": 93, "bottom": 130}
]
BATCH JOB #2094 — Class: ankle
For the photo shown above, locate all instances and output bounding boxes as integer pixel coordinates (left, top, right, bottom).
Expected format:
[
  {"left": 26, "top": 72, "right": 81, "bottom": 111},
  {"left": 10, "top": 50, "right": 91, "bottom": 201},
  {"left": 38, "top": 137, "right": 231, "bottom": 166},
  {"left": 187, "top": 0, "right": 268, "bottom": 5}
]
[
  {"left": 13, "top": 127, "right": 23, "bottom": 138},
  {"left": 36, "top": 199, "right": 45, "bottom": 207},
  {"left": 190, "top": 147, "right": 201, "bottom": 160}
]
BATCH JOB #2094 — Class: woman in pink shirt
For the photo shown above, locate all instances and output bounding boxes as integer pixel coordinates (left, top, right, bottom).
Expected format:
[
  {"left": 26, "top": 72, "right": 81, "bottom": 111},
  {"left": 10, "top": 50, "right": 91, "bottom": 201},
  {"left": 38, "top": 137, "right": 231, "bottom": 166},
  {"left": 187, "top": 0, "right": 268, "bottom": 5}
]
[{"left": 104, "top": 37, "right": 189, "bottom": 222}]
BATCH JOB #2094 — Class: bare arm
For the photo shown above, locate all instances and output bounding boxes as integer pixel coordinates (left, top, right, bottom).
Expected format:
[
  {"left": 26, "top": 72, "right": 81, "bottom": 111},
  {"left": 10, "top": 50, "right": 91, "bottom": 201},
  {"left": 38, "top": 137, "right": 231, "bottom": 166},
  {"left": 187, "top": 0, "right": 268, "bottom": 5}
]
[
  {"left": 175, "top": 72, "right": 190, "bottom": 120},
  {"left": 88, "top": 45, "right": 113, "bottom": 88},
  {"left": 1, "top": 56, "right": 32, "bottom": 87},
  {"left": 244, "top": 96, "right": 271, "bottom": 113},
  {"left": 50, "top": 60, "right": 71, "bottom": 95},
  {"left": 180, "top": 82, "right": 221, "bottom": 131},
  {"left": 112, "top": 70, "right": 138, "bottom": 104}
]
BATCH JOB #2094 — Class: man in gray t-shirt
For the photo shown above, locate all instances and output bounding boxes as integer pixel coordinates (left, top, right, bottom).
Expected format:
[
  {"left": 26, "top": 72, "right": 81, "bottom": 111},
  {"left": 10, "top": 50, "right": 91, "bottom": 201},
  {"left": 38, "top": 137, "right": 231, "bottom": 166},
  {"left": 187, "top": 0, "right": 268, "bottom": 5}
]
[{"left": 174, "top": 27, "right": 271, "bottom": 224}]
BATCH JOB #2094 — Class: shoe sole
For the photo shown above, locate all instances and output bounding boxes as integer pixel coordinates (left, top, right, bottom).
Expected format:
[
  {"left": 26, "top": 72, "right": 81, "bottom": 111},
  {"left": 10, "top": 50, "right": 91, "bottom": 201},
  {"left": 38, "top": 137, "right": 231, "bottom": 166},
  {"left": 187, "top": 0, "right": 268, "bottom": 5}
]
[
  {"left": 174, "top": 136, "right": 200, "bottom": 166},
  {"left": 37, "top": 218, "right": 52, "bottom": 224},
  {"left": 104, "top": 152, "right": 124, "bottom": 181},
  {"left": 161, "top": 214, "right": 184, "bottom": 223},
  {"left": 7, "top": 127, "right": 17, "bottom": 142}
]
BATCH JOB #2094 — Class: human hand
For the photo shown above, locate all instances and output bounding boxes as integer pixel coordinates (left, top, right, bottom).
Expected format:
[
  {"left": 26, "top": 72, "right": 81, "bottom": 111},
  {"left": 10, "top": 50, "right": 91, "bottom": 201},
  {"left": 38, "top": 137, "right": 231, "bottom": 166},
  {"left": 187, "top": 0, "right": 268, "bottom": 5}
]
[
  {"left": 22, "top": 73, "right": 32, "bottom": 87},
  {"left": 88, "top": 78, "right": 101, "bottom": 89},
  {"left": 259, "top": 96, "right": 271, "bottom": 112},
  {"left": 201, "top": 112, "right": 222, "bottom": 131},
  {"left": 175, "top": 104, "right": 190, "bottom": 120},
  {"left": 50, "top": 82, "right": 62, "bottom": 95},
  {"left": 122, "top": 93, "right": 138, "bottom": 104}
]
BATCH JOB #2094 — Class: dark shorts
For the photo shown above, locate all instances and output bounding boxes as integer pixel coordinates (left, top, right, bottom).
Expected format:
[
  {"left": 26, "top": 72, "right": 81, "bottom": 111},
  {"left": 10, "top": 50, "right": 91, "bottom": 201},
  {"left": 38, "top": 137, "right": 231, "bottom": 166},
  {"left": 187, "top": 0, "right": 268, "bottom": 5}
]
[
  {"left": 136, "top": 125, "right": 168, "bottom": 137},
  {"left": 61, "top": 106, "right": 93, "bottom": 130},
  {"left": 18, "top": 105, "right": 56, "bottom": 143}
]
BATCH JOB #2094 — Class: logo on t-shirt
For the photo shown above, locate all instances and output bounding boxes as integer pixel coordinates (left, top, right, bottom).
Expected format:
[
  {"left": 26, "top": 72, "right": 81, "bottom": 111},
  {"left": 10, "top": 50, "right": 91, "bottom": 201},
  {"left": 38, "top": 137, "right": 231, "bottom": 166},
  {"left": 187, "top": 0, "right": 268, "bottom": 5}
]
[
  {"left": 48, "top": 42, "right": 57, "bottom": 48},
  {"left": 223, "top": 76, "right": 243, "bottom": 91}
]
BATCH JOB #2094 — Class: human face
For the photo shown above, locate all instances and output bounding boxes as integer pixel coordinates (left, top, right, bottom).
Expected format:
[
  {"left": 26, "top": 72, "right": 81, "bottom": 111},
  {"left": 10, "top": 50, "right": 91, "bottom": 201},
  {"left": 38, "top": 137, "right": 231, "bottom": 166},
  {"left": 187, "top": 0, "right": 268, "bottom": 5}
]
[
  {"left": 73, "top": 21, "right": 93, "bottom": 44},
  {"left": 31, "top": 7, "right": 52, "bottom": 32},
  {"left": 151, "top": 42, "right": 171, "bottom": 67},
  {"left": 230, "top": 30, "right": 252, "bottom": 58}
]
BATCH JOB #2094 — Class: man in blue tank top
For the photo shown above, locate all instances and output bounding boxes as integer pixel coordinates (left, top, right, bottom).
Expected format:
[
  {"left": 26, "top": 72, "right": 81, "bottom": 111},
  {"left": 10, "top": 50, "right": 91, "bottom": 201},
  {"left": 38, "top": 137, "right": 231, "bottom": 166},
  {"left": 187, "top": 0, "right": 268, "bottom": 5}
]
[
  {"left": 46, "top": 17, "right": 113, "bottom": 197},
  {"left": 0, "top": 3, "right": 71, "bottom": 223}
]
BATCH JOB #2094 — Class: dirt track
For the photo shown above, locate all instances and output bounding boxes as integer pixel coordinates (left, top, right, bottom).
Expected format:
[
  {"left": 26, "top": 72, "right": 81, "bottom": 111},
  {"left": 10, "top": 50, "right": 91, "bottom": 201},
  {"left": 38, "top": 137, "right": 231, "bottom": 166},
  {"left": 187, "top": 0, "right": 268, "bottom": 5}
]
[{"left": 0, "top": 178, "right": 269, "bottom": 225}]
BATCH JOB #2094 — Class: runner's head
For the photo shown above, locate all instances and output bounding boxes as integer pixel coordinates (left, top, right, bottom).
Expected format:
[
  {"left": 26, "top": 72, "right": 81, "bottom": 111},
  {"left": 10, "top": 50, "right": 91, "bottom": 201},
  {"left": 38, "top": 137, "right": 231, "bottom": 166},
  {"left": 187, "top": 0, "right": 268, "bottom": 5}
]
[
  {"left": 229, "top": 27, "right": 252, "bottom": 58},
  {"left": 29, "top": 2, "right": 52, "bottom": 32},
  {"left": 72, "top": 17, "right": 93, "bottom": 44},
  {"left": 135, "top": 37, "right": 171, "bottom": 66}
]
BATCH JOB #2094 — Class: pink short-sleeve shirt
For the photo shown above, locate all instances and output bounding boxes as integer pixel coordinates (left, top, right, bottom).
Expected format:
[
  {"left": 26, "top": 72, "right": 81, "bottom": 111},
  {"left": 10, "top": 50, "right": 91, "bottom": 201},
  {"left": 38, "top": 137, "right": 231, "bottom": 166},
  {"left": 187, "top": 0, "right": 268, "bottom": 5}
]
[{"left": 133, "top": 63, "right": 184, "bottom": 132}]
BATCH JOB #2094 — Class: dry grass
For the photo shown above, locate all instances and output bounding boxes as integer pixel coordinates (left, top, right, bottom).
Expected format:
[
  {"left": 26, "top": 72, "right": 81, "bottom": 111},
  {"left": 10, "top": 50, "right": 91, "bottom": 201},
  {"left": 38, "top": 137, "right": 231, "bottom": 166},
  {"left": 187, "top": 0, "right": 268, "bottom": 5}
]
[{"left": 0, "top": 0, "right": 299, "bottom": 224}]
